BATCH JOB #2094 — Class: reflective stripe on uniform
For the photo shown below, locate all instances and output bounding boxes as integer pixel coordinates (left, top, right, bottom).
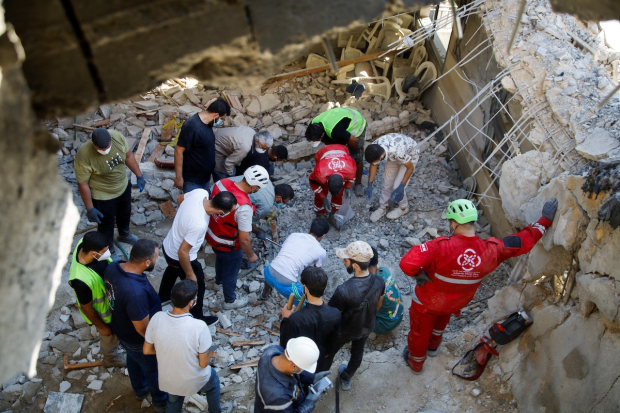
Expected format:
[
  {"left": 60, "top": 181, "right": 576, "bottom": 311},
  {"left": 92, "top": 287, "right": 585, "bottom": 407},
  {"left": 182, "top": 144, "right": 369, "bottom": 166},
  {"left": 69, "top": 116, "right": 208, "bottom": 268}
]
[
  {"left": 431, "top": 329, "right": 444, "bottom": 336},
  {"left": 434, "top": 273, "right": 483, "bottom": 285},
  {"left": 320, "top": 149, "right": 348, "bottom": 160},
  {"left": 207, "top": 228, "right": 235, "bottom": 246},
  {"left": 215, "top": 180, "right": 227, "bottom": 193}
]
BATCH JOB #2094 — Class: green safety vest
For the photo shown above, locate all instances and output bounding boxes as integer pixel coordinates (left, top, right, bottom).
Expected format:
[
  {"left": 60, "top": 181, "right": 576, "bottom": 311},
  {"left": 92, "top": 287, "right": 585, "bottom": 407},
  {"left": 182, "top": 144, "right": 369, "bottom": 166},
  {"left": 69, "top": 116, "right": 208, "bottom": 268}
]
[
  {"left": 312, "top": 107, "right": 367, "bottom": 139},
  {"left": 68, "top": 239, "right": 112, "bottom": 324}
]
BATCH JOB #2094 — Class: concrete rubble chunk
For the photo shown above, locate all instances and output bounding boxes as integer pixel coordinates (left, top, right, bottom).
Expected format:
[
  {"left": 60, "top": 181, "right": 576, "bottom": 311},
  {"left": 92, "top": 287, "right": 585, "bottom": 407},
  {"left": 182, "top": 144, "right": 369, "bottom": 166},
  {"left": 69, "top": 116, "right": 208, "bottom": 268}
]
[
  {"left": 44, "top": 392, "right": 84, "bottom": 413},
  {"left": 577, "top": 273, "right": 620, "bottom": 323},
  {"left": 87, "top": 380, "right": 103, "bottom": 391},
  {"left": 50, "top": 334, "right": 79, "bottom": 354},
  {"left": 178, "top": 105, "right": 202, "bottom": 116},
  {"left": 575, "top": 128, "right": 620, "bottom": 161},
  {"left": 1, "top": 383, "right": 23, "bottom": 402},
  {"left": 286, "top": 141, "right": 320, "bottom": 161},
  {"left": 246, "top": 94, "right": 281, "bottom": 117},
  {"left": 59, "top": 381, "right": 71, "bottom": 393},
  {"left": 134, "top": 101, "right": 159, "bottom": 111}
]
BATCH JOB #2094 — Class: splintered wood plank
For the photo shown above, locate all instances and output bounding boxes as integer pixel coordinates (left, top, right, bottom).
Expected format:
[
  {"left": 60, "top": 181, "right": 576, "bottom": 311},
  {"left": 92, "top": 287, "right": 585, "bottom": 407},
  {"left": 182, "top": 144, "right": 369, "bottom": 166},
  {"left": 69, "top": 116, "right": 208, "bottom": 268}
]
[
  {"left": 63, "top": 355, "right": 103, "bottom": 370},
  {"left": 134, "top": 127, "right": 151, "bottom": 163},
  {"left": 159, "top": 200, "right": 177, "bottom": 218},
  {"left": 217, "top": 327, "right": 240, "bottom": 337},
  {"left": 230, "top": 358, "right": 260, "bottom": 369},
  {"left": 231, "top": 340, "right": 266, "bottom": 347}
]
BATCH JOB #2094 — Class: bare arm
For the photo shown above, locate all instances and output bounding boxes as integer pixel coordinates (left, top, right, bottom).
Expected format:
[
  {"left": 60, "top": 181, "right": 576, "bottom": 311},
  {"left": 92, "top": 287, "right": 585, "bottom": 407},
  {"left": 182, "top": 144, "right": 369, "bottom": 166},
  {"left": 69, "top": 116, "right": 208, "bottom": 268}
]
[
  {"left": 178, "top": 240, "right": 197, "bottom": 282},
  {"left": 131, "top": 315, "right": 150, "bottom": 338},
  {"left": 238, "top": 231, "right": 258, "bottom": 262},
  {"left": 78, "top": 182, "right": 94, "bottom": 210},
  {"left": 79, "top": 301, "right": 112, "bottom": 336},
  {"left": 198, "top": 351, "right": 215, "bottom": 368},
  {"left": 174, "top": 145, "right": 186, "bottom": 188},
  {"left": 348, "top": 136, "right": 359, "bottom": 156},
  {"left": 125, "top": 150, "right": 143, "bottom": 177},
  {"left": 401, "top": 161, "right": 415, "bottom": 185},
  {"left": 143, "top": 341, "right": 156, "bottom": 355}
]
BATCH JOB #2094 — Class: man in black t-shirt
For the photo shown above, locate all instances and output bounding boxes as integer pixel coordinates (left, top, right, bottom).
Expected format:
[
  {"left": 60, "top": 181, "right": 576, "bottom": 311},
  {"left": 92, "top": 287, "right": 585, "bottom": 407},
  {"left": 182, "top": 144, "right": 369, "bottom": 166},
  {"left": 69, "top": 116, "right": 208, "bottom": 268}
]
[
  {"left": 174, "top": 99, "right": 231, "bottom": 193},
  {"left": 280, "top": 267, "right": 341, "bottom": 368},
  {"left": 322, "top": 241, "right": 385, "bottom": 390}
]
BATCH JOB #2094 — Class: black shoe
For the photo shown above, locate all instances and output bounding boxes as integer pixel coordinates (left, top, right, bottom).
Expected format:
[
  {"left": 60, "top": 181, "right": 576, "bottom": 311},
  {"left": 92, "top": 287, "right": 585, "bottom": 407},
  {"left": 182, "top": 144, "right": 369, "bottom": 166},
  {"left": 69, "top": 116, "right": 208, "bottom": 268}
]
[
  {"left": 199, "top": 316, "right": 219, "bottom": 326},
  {"left": 135, "top": 394, "right": 148, "bottom": 402}
]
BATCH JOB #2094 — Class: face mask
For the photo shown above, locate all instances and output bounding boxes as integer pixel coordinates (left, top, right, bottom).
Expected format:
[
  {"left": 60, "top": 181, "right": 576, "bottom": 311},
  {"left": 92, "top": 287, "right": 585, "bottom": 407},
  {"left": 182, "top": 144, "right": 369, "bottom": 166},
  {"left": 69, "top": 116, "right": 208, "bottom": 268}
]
[
  {"left": 274, "top": 202, "right": 284, "bottom": 209},
  {"left": 97, "top": 147, "right": 111, "bottom": 155},
  {"left": 190, "top": 298, "right": 197, "bottom": 309},
  {"left": 213, "top": 118, "right": 223, "bottom": 127},
  {"left": 372, "top": 160, "right": 381, "bottom": 165},
  {"left": 95, "top": 249, "right": 111, "bottom": 261},
  {"left": 346, "top": 262, "right": 355, "bottom": 274},
  {"left": 311, "top": 141, "right": 321, "bottom": 148},
  {"left": 255, "top": 147, "right": 266, "bottom": 154}
]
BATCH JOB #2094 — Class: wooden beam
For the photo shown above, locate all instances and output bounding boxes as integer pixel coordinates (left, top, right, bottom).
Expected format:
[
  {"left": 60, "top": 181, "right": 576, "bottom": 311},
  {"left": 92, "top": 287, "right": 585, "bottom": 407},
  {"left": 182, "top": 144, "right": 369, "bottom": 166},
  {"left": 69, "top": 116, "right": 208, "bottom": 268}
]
[
  {"left": 230, "top": 358, "right": 260, "bottom": 369},
  {"left": 64, "top": 355, "right": 103, "bottom": 370},
  {"left": 231, "top": 340, "right": 266, "bottom": 347},
  {"left": 148, "top": 144, "right": 165, "bottom": 163},
  {"left": 263, "top": 50, "right": 395, "bottom": 84},
  {"left": 73, "top": 123, "right": 95, "bottom": 131},
  {"left": 134, "top": 127, "right": 151, "bottom": 163},
  {"left": 217, "top": 327, "right": 240, "bottom": 337}
]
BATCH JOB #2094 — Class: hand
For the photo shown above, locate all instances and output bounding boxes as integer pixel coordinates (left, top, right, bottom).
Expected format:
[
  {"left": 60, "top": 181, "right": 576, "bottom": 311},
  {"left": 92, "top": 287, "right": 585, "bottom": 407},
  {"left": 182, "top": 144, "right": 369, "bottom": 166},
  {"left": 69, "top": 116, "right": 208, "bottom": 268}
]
[
  {"left": 305, "top": 391, "right": 321, "bottom": 403},
  {"left": 542, "top": 198, "right": 558, "bottom": 221},
  {"left": 391, "top": 183, "right": 406, "bottom": 203},
  {"left": 281, "top": 306, "right": 294, "bottom": 318},
  {"left": 97, "top": 324, "right": 113, "bottom": 337},
  {"left": 256, "top": 230, "right": 267, "bottom": 241},
  {"left": 136, "top": 175, "right": 147, "bottom": 192},
  {"left": 312, "top": 371, "right": 331, "bottom": 384},
  {"left": 86, "top": 208, "right": 104, "bottom": 224},
  {"left": 414, "top": 271, "right": 432, "bottom": 286},
  {"left": 344, "top": 187, "right": 352, "bottom": 198},
  {"left": 248, "top": 253, "right": 259, "bottom": 263},
  {"left": 366, "top": 182, "right": 374, "bottom": 201},
  {"left": 174, "top": 175, "right": 184, "bottom": 189}
]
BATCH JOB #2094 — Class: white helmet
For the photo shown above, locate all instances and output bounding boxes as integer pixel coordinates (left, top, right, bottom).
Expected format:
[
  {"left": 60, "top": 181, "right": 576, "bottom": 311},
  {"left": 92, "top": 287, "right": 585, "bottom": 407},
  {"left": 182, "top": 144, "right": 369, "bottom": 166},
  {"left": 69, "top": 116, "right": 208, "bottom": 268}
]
[
  {"left": 285, "top": 337, "right": 319, "bottom": 373},
  {"left": 244, "top": 165, "right": 270, "bottom": 188}
]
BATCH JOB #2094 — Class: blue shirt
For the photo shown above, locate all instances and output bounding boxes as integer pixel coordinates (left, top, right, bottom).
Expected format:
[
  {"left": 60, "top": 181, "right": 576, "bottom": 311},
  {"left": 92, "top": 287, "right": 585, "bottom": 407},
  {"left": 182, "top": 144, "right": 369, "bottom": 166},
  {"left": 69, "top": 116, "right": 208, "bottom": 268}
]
[{"left": 104, "top": 261, "right": 162, "bottom": 345}]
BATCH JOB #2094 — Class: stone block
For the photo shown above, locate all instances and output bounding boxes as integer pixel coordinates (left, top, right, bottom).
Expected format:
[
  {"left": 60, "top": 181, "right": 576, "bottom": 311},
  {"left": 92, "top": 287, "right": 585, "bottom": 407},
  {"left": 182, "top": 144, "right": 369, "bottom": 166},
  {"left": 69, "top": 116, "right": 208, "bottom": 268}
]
[
  {"left": 246, "top": 94, "right": 281, "bottom": 117},
  {"left": 286, "top": 141, "right": 321, "bottom": 161},
  {"left": 529, "top": 305, "right": 568, "bottom": 339},
  {"left": 575, "top": 128, "right": 620, "bottom": 161},
  {"left": 577, "top": 273, "right": 620, "bottom": 323},
  {"left": 44, "top": 391, "right": 84, "bottom": 413},
  {"left": 50, "top": 334, "right": 79, "bottom": 354},
  {"left": 2, "top": 383, "right": 23, "bottom": 402},
  {"left": 133, "top": 101, "right": 159, "bottom": 111},
  {"left": 525, "top": 243, "right": 573, "bottom": 281},
  {"left": 578, "top": 220, "right": 620, "bottom": 280},
  {"left": 486, "top": 284, "right": 524, "bottom": 321},
  {"left": 178, "top": 105, "right": 202, "bottom": 116},
  {"left": 147, "top": 185, "right": 170, "bottom": 201}
]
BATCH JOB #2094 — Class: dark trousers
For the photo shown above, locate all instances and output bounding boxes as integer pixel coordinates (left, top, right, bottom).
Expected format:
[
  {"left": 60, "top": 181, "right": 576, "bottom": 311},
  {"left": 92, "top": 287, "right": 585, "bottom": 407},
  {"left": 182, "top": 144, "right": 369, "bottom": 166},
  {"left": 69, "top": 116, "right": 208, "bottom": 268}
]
[
  {"left": 92, "top": 181, "right": 132, "bottom": 252},
  {"left": 159, "top": 246, "right": 206, "bottom": 320},
  {"left": 318, "top": 334, "right": 368, "bottom": 381},
  {"left": 120, "top": 339, "right": 168, "bottom": 407},
  {"left": 214, "top": 248, "right": 243, "bottom": 303}
]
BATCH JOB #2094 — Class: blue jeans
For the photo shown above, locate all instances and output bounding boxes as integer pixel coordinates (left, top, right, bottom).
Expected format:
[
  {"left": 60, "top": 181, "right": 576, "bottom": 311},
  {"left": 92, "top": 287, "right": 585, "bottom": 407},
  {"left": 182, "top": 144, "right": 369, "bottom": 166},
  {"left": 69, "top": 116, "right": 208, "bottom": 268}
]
[
  {"left": 167, "top": 371, "right": 221, "bottom": 413},
  {"left": 214, "top": 248, "right": 243, "bottom": 303},
  {"left": 264, "top": 264, "right": 304, "bottom": 306},
  {"left": 119, "top": 340, "right": 168, "bottom": 407},
  {"left": 183, "top": 181, "right": 210, "bottom": 193}
]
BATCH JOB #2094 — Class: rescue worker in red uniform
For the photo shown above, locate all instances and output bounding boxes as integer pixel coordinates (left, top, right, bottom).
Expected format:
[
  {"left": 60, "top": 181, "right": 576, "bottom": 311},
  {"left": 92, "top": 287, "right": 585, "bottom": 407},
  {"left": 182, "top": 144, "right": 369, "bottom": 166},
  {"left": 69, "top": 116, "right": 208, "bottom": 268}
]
[
  {"left": 206, "top": 165, "right": 269, "bottom": 309},
  {"left": 399, "top": 197, "right": 558, "bottom": 374},
  {"left": 308, "top": 144, "right": 356, "bottom": 228}
]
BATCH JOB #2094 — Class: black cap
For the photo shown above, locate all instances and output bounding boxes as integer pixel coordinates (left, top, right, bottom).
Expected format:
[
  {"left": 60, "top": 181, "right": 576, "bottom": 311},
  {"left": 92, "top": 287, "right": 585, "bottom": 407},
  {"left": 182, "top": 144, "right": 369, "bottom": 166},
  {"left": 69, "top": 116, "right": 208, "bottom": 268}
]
[
  {"left": 327, "top": 174, "right": 344, "bottom": 196},
  {"left": 91, "top": 128, "right": 111, "bottom": 148}
]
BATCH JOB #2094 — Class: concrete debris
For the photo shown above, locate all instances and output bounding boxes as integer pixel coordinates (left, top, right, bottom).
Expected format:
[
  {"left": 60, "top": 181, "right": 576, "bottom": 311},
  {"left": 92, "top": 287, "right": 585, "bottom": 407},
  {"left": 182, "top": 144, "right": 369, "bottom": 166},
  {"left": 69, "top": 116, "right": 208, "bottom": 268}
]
[
  {"left": 59, "top": 381, "right": 71, "bottom": 393},
  {"left": 575, "top": 128, "right": 620, "bottom": 161},
  {"left": 49, "top": 334, "right": 79, "bottom": 354},
  {"left": 44, "top": 392, "right": 84, "bottom": 413}
]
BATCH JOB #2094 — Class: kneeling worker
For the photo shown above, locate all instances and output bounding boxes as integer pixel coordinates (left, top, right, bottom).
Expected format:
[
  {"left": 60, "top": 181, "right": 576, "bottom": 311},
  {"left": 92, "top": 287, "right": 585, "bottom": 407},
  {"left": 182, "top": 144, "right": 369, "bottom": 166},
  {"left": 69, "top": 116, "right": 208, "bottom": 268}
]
[{"left": 364, "top": 133, "right": 420, "bottom": 221}]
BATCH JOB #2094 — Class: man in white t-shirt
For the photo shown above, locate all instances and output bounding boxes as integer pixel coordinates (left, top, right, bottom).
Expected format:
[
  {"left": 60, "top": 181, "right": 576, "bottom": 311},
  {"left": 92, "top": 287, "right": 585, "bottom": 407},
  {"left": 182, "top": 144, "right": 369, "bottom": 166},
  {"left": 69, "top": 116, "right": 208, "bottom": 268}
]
[
  {"left": 144, "top": 280, "right": 221, "bottom": 413},
  {"left": 158, "top": 189, "right": 237, "bottom": 322},
  {"left": 261, "top": 219, "right": 330, "bottom": 305}
]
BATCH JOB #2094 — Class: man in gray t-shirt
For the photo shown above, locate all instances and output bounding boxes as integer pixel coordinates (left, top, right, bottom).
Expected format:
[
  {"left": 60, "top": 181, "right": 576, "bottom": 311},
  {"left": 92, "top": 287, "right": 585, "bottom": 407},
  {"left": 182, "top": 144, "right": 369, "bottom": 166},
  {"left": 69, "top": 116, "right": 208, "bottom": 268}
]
[{"left": 144, "top": 280, "right": 221, "bottom": 413}]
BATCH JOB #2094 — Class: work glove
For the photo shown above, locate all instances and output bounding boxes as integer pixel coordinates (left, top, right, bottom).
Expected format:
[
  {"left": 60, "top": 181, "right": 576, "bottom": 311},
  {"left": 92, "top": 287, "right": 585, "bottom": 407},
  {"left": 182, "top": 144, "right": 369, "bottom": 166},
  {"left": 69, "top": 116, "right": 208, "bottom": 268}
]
[
  {"left": 541, "top": 198, "right": 558, "bottom": 221},
  {"left": 366, "top": 182, "right": 374, "bottom": 201},
  {"left": 256, "top": 230, "right": 267, "bottom": 241},
  {"left": 312, "top": 371, "right": 331, "bottom": 385},
  {"left": 305, "top": 391, "right": 321, "bottom": 403},
  {"left": 136, "top": 176, "right": 147, "bottom": 192},
  {"left": 344, "top": 187, "right": 352, "bottom": 199},
  {"left": 391, "top": 183, "right": 406, "bottom": 203},
  {"left": 414, "top": 271, "right": 432, "bottom": 286},
  {"left": 86, "top": 207, "right": 104, "bottom": 224}
]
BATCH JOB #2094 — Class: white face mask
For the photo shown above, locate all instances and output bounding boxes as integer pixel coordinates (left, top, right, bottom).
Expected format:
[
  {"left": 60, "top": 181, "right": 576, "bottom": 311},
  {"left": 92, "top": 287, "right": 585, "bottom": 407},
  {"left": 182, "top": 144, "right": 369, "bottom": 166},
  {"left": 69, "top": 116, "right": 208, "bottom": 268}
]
[
  {"left": 96, "top": 249, "right": 111, "bottom": 261},
  {"left": 372, "top": 160, "right": 381, "bottom": 165},
  {"left": 311, "top": 140, "right": 321, "bottom": 148},
  {"left": 213, "top": 118, "right": 223, "bottom": 127},
  {"left": 255, "top": 147, "right": 266, "bottom": 154},
  {"left": 97, "top": 147, "right": 112, "bottom": 155}
]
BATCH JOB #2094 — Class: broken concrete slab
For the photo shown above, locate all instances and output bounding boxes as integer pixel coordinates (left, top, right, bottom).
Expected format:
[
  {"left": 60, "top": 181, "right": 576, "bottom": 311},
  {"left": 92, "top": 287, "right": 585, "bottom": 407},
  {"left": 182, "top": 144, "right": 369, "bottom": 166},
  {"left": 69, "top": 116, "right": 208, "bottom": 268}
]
[
  {"left": 577, "top": 273, "right": 620, "bottom": 323},
  {"left": 49, "top": 334, "right": 79, "bottom": 354},
  {"left": 575, "top": 128, "right": 620, "bottom": 161},
  {"left": 286, "top": 141, "right": 322, "bottom": 160},
  {"left": 134, "top": 101, "right": 159, "bottom": 111},
  {"left": 178, "top": 105, "right": 202, "bottom": 116},
  {"left": 44, "top": 391, "right": 84, "bottom": 413},
  {"left": 246, "top": 94, "right": 281, "bottom": 117},
  {"left": 578, "top": 219, "right": 620, "bottom": 280}
]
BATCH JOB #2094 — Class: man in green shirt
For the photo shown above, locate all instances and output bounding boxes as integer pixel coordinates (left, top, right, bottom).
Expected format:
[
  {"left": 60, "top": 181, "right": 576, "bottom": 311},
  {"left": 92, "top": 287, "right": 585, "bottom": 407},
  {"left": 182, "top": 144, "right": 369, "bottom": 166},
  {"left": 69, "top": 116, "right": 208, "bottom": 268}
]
[
  {"left": 74, "top": 128, "right": 146, "bottom": 258},
  {"left": 369, "top": 247, "right": 404, "bottom": 335}
]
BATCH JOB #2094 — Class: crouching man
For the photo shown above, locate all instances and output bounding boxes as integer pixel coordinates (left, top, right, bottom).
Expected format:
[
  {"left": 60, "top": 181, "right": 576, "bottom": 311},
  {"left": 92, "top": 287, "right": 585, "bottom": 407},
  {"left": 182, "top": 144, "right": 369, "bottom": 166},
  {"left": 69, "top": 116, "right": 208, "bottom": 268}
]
[{"left": 144, "top": 280, "right": 221, "bottom": 413}]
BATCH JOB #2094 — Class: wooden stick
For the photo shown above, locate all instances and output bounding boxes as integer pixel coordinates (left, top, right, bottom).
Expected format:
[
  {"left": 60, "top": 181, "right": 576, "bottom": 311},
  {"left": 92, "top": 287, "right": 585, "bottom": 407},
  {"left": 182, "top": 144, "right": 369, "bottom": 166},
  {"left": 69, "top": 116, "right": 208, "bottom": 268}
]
[
  {"left": 230, "top": 358, "right": 260, "bottom": 369},
  {"left": 148, "top": 144, "right": 165, "bottom": 163},
  {"left": 64, "top": 355, "right": 103, "bottom": 370},
  {"left": 263, "top": 50, "right": 395, "bottom": 84},
  {"left": 216, "top": 327, "right": 240, "bottom": 337},
  {"left": 134, "top": 127, "right": 151, "bottom": 164},
  {"left": 286, "top": 293, "right": 295, "bottom": 311},
  {"left": 232, "top": 340, "right": 266, "bottom": 347},
  {"left": 250, "top": 315, "right": 265, "bottom": 328},
  {"left": 296, "top": 294, "right": 306, "bottom": 312},
  {"left": 260, "top": 326, "right": 280, "bottom": 337}
]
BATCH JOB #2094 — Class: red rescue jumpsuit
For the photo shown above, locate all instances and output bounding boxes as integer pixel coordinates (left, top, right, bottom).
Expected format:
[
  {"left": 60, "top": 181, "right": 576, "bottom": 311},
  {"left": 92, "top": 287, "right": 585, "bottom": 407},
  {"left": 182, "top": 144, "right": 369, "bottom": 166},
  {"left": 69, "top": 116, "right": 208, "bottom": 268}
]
[
  {"left": 308, "top": 144, "right": 356, "bottom": 213},
  {"left": 399, "top": 217, "right": 552, "bottom": 371}
]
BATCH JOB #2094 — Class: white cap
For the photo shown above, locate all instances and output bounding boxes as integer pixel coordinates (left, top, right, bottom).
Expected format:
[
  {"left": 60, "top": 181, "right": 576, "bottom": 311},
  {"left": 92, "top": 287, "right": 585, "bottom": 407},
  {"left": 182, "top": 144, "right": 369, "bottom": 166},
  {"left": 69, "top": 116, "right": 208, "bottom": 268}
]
[
  {"left": 335, "top": 241, "right": 373, "bottom": 262},
  {"left": 244, "top": 165, "right": 270, "bottom": 188},
  {"left": 285, "top": 337, "right": 319, "bottom": 373}
]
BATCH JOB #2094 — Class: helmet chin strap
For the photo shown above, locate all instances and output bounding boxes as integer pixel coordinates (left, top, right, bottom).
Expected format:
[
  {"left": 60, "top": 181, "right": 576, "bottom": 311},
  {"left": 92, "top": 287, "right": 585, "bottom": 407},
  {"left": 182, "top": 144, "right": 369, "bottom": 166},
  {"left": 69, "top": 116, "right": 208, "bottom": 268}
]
[{"left": 447, "top": 221, "right": 459, "bottom": 238}]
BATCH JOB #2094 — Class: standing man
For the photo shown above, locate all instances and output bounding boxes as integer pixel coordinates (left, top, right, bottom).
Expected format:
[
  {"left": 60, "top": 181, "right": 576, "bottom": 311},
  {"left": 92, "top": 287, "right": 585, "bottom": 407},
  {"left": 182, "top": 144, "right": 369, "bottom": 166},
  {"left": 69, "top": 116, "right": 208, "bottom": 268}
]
[
  {"left": 305, "top": 107, "right": 367, "bottom": 196},
  {"left": 261, "top": 219, "right": 329, "bottom": 304},
  {"left": 144, "top": 280, "right": 221, "bottom": 413},
  {"left": 75, "top": 128, "right": 146, "bottom": 257},
  {"left": 174, "top": 99, "right": 231, "bottom": 193},
  {"left": 213, "top": 127, "right": 269, "bottom": 181},
  {"left": 254, "top": 337, "right": 324, "bottom": 413},
  {"left": 105, "top": 239, "right": 167, "bottom": 412},
  {"left": 368, "top": 247, "right": 404, "bottom": 335},
  {"left": 364, "top": 133, "right": 420, "bottom": 222},
  {"left": 158, "top": 190, "right": 237, "bottom": 322},
  {"left": 308, "top": 144, "right": 356, "bottom": 227},
  {"left": 68, "top": 231, "right": 125, "bottom": 367},
  {"left": 400, "top": 198, "right": 558, "bottom": 374},
  {"left": 280, "top": 267, "right": 341, "bottom": 367},
  {"left": 321, "top": 241, "right": 385, "bottom": 390},
  {"left": 206, "top": 166, "right": 270, "bottom": 309}
]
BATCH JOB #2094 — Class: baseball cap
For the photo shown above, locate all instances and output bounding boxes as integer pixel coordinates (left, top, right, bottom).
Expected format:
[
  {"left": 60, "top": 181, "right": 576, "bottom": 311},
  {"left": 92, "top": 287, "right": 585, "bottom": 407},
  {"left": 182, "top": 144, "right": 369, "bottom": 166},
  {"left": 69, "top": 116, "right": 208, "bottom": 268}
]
[
  {"left": 91, "top": 128, "right": 111, "bottom": 148},
  {"left": 335, "top": 241, "right": 373, "bottom": 262}
]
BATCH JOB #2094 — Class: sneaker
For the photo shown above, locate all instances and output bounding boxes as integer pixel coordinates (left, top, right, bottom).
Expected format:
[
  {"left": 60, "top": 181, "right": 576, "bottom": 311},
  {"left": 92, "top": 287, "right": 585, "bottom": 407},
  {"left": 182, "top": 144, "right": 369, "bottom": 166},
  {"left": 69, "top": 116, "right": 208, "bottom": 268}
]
[
  {"left": 338, "top": 363, "right": 351, "bottom": 390},
  {"left": 222, "top": 296, "right": 249, "bottom": 310},
  {"left": 116, "top": 234, "right": 139, "bottom": 245},
  {"left": 402, "top": 346, "right": 424, "bottom": 375},
  {"left": 386, "top": 207, "right": 409, "bottom": 220},
  {"left": 102, "top": 353, "right": 126, "bottom": 368},
  {"left": 427, "top": 338, "right": 442, "bottom": 357},
  {"left": 135, "top": 394, "right": 148, "bottom": 402},
  {"left": 354, "top": 183, "right": 365, "bottom": 197},
  {"left": 370, "top": 207, "right": 387, "bottom": 223}
]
